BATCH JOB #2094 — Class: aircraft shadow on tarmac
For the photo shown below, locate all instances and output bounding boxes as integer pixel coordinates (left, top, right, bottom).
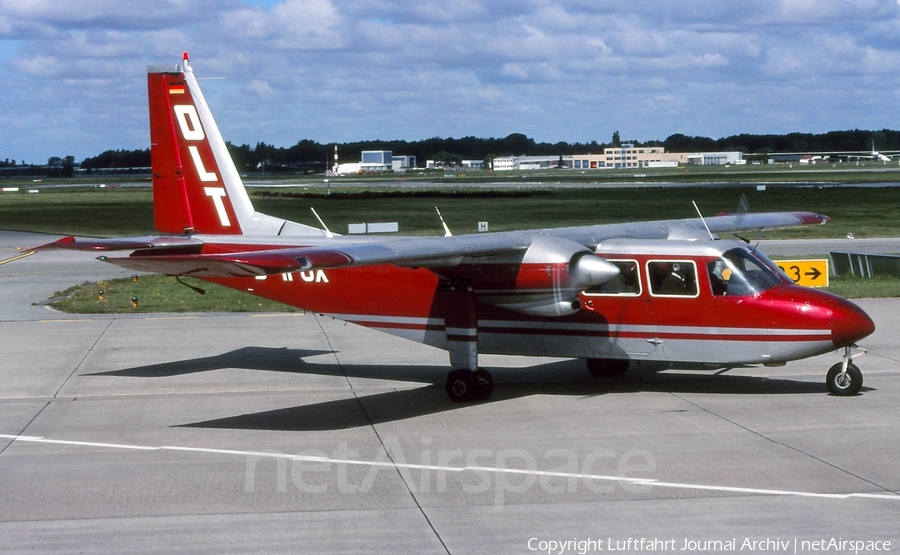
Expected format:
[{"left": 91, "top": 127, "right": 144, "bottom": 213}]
[{"left": 88, "top": 346, "right": 850, "bottom": 431}]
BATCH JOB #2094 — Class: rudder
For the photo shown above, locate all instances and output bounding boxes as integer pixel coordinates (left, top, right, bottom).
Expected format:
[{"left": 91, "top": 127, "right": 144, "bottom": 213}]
[{"left": 147, "top": 53, "right": 250, "bottom": 235}]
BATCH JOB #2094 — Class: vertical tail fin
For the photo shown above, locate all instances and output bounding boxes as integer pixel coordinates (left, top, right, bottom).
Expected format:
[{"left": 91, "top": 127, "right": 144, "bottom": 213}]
[{"left": 147, "top": 53, "right": 252, "bottom": 235}]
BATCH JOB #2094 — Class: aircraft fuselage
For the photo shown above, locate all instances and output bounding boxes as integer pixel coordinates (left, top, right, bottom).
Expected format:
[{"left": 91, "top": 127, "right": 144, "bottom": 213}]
[{"left": 204, "top": 238, "right": 873, "bottom": 370}]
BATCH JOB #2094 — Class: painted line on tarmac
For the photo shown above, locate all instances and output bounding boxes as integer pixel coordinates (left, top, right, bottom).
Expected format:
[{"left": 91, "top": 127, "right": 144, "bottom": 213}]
[
  {"left": 250, "top": 313, "right": 302, "bottom": 318},
  {"left": 2, "top": 433, "right": 898, "bottom": 501}
]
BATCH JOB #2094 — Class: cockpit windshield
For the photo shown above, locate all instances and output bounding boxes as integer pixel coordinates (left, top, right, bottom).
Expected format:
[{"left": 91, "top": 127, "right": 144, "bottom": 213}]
[{"left": 707, "top": 247, "right": 784, "bottom": 297}]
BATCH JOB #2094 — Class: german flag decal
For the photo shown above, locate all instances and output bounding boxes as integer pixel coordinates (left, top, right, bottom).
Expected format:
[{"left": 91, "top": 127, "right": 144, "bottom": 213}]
[{"left": 169, "top": 85, "right": 186, "bottom": 95}]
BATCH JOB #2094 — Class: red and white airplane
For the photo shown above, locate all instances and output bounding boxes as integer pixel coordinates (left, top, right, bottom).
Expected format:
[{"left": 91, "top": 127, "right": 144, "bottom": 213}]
[{"left": 25, "top": 54, "right": 876, "bottom": 400}]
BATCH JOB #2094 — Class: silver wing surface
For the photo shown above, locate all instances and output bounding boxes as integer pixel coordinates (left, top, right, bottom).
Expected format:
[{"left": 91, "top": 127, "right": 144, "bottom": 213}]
[{"left": 26, "top": 211, "right": 827, "bottom": 278}]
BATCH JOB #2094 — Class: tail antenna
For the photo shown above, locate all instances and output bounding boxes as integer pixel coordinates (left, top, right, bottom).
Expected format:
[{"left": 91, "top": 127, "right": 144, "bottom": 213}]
[
  {"left": 692, "top": 200, "right": 715, "bottom": 241},
  {"left": 310, "top": 207, "right": 334, "bottom": 238},
  {"left": 435, "top": 207, "right": 452, "bottom": 237}
]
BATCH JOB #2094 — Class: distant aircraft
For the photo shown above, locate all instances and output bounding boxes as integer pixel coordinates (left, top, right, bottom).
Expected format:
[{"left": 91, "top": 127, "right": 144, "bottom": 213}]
[
  {"left": 835, "top": 141, "right": 897, "bottom": 163},
  {"left": 863, "top": 141, "right": 893, "bottom": 162},
  {"left": 791, "top": 141, "right": 899, "bottom": 164},
  {"left": 16, "top": 54, "right": 876, "bottom": 400}
]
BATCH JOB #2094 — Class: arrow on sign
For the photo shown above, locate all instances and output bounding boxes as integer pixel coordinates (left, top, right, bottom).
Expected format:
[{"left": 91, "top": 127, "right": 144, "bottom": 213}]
[{"left": 805, "top": 267, "right": 822, "bottom": 280}]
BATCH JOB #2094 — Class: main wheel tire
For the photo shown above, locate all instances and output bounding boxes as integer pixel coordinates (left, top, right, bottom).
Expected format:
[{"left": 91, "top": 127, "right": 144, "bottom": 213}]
[
  {"left": 587, "top": 358, "right": 630, "bottom": 378},
  {"left": 826, "top": 362, "right": 863, "bottom": 396},
  {"left": 445, "top": 368, "right": 494, "bottom": 402},
  {"left": 446, "top": 369, "right": 475, "bottom": 402}
]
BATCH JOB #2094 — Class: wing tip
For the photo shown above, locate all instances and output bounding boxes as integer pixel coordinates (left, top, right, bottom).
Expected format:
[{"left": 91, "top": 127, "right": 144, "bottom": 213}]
[{"left": 793, "top": 212, "right": 830, "bottom": 226}]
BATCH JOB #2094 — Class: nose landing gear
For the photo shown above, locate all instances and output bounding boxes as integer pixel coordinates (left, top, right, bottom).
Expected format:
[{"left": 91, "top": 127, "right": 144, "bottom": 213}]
[{"left": 826, "top": 345, "right": 865, "bottom": 396}]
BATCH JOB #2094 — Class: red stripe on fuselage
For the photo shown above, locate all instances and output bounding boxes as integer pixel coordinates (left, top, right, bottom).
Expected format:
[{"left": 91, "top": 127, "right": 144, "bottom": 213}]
[{"left": 339, "top": 318, "right": 828, "bottom": 343}]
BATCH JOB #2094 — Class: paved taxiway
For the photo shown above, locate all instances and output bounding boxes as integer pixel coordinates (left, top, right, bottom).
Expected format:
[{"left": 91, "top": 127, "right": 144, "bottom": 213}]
[{"left": 2, "top": 231, "right": 899, "bottom": 554}]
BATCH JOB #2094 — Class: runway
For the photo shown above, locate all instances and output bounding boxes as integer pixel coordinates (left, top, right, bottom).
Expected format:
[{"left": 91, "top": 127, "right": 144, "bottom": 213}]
[{"left": 2, "top": 231, "right": 899, "bottom": 554}]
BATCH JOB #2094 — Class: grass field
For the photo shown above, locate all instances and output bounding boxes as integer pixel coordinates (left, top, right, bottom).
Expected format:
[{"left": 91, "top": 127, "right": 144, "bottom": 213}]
[
  {"left": 2, "top": 182, "right": 900, "bottom": 239},
  {"left": 47, "top": 275, "right": 296, "bottom": 313},
  {"left": 3, "top": 173, "right": 899, "bottom": 313}
]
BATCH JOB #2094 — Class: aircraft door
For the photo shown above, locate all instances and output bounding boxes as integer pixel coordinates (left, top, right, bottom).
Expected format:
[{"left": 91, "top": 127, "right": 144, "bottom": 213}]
[
  {"left": 582, "top": 259, "right": 658, "bottom": 360},
  {"left": 642, "top": 259, "right": 705, "bottom": 363}
]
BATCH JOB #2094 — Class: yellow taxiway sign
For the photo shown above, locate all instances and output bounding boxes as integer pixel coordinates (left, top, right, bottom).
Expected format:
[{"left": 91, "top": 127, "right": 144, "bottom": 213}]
[{"left": 775, "top": 259, "right": 829, "bottom": 288}]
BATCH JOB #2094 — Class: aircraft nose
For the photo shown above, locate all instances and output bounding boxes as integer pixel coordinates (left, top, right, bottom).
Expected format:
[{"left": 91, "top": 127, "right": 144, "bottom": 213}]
[{"left": 831, "top": 299, "right": 876, "bottom": 347}]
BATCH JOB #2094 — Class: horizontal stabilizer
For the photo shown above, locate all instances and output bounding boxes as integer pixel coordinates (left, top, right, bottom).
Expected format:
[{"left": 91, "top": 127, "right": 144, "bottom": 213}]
[
  {"left": 100, "top": 251, "right": 302, "bottom": 277},
  {"left": 28, "top": 235, "right": 204, "bottom": 252}
]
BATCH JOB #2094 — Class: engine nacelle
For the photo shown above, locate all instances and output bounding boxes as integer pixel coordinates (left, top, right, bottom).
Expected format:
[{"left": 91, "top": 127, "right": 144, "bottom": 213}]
[{"left": 476, "top": 234, "right": 620, "bottom": 317}]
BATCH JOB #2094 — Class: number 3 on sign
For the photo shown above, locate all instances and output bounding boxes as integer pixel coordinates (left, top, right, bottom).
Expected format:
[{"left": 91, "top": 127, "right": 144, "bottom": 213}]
[{"left": 775, "top": 259, "right": 829, "bottom": 288}]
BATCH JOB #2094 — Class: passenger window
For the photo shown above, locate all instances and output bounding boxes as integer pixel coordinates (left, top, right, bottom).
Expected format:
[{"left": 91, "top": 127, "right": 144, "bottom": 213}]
[
  {"left": 648, "top": 260, "right": 698, "bottom": 297},
  {"left": 584, "top": 260, "right": 641, "bottom": 296}
]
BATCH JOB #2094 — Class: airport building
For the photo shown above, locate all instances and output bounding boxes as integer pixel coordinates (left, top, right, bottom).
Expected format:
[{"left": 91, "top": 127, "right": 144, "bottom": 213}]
[
  {"left": 392, "top": 155, "right": 416, "bottom": 171},
  {"left": 335, "top": 150, "right": 415, "bottom": 175},
  {"left": 686, "top": 151, "right": 744, "bottom": 165},
  {"left": 342, "top": 147, "right": 740, "bottom": 174},
  {"left": 492, "top": 155, "right": 563, "bottom": 171},
  {"left": 360, "top": 150, "right": 392, "bottom": 171},
  {"left": 596, "top": 144, "right": 687, "bottom": 169},
  {"left": 492, "top": 145, "right": 741, "bottom": 171},
  {"left": 424, "top": 159, "right": 486, "bottom": 170}
]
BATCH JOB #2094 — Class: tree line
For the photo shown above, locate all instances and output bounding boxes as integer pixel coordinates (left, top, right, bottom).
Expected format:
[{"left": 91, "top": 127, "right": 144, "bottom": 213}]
[{"left": 11, "top": 129, "right": 900, "bottom": 175}]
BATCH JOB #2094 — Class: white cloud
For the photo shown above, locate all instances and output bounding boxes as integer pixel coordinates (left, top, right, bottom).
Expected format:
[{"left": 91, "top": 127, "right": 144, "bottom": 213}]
[
  {"left": 246, "top": 79, "right": 277, "bottom": 100},
  {"left": 3, "top": 0, "right": 900, "bottom": 161},
  {"left": 219, "top": 0, "right": 344, "bottom": 49}
]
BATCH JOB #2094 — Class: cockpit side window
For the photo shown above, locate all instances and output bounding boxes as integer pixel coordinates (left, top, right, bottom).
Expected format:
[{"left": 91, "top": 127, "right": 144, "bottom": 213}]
[
  {"left": 584, "top": 259, "right": 641, "bottom": 296},
  {"left": 647, "top": 260, "right": 698, "bottom": 297},
  {"left": 708, "top": 248, "right": 783, "bottom": 297}
]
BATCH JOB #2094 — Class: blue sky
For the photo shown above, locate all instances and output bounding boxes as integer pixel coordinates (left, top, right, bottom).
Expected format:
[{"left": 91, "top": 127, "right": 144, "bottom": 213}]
[{"left": 2, "top": 0, "right": 900, "bottom": 164}]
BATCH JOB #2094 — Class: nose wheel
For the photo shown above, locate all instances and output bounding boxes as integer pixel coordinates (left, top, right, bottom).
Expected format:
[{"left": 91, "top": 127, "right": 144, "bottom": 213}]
[
  {"left": 826, "top": 346, "right": 865, "bottom": 396},
  {"left": 446, "top": 368, "right": 494, "bottom": 402}
]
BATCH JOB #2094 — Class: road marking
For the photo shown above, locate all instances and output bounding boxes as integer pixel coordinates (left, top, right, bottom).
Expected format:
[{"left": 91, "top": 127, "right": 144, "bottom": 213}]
[
  {"left": 0, "top": 250, "right": 36, "bottom": 265},
  {"left": 2, "top": 433, "right": 897, "bottom": 501},
  {"left": 250, "top": 313, "right": 301, "bottom": 318}
]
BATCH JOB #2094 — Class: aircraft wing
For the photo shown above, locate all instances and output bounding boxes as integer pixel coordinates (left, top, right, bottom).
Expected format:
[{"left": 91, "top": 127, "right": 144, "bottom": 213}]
[
  {"left": 689, "top": 210, "right": 828, "bottom": 234},
  {"left": 97, "top": 233, "right": 534, "bottom": 277},
  {"left": 17, "top": 233, "right": 534, "bottom": 277},
  {"left": 20, "top": 211, "right": 828, "bottom": 279},
  {"left": 535, "top": 210, "right": 828, "bottom": 245}
]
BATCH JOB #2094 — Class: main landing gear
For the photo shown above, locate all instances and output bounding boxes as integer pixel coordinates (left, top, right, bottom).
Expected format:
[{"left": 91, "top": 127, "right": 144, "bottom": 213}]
[
  {"left": 826, "top": 345, "right": 866, "bottom": 396},
  {"left": 445, "top": 368, "right": 494, "bottom": 403}
]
